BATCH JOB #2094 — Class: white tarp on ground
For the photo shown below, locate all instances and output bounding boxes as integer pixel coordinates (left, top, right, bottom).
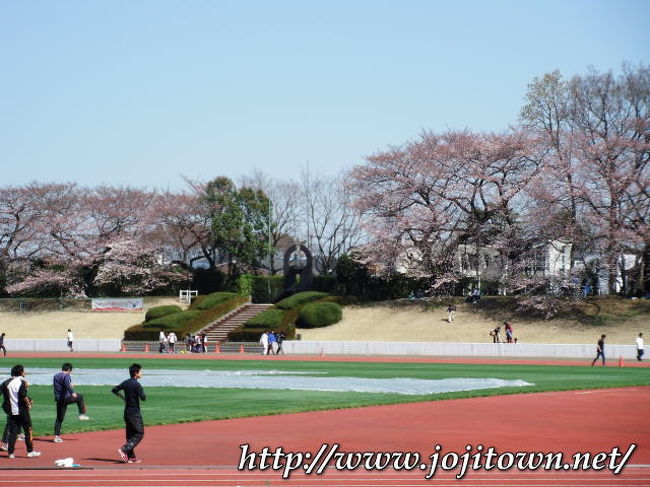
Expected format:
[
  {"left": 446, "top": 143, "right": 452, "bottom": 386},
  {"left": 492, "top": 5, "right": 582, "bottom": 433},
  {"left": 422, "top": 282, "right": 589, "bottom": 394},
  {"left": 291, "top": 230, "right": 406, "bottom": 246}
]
[
  {"left": 24, "top": 368, "right": 532, "bottom": 395},
  {"left": 91, "top": 298, "right": 143, "bottom": 311}
]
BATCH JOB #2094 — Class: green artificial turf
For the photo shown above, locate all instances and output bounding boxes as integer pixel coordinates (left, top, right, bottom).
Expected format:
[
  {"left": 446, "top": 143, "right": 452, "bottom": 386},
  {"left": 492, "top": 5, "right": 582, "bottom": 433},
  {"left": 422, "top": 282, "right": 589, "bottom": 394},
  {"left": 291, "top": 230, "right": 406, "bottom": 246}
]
[{"left": 5, "top": 357, "right": 648, "bottom": 436}]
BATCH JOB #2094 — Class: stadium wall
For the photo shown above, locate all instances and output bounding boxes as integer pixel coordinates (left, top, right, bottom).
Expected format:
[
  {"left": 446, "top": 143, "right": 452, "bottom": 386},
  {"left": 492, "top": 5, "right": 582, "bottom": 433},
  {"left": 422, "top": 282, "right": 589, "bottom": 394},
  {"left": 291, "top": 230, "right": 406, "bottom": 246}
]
[
  {"left": 283, "top": 341, "right": 639, "bottom": 359},
  {"left": 5, "top": 339, "right": 121, "bottom": 352}
]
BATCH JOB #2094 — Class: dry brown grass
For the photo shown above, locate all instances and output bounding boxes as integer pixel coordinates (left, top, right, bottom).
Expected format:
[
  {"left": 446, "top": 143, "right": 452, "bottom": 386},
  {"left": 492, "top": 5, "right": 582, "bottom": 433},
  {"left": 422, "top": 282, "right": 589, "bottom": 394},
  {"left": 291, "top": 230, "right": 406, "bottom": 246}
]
[
  {"left": 0, "top": 297, "right": 186, "bottom": 340},
  {"left": 1, "top": 296, "right": 647, "bottom": 345},
  {"left": 298, "top": 298, "right": 650, "bottom": 345}
]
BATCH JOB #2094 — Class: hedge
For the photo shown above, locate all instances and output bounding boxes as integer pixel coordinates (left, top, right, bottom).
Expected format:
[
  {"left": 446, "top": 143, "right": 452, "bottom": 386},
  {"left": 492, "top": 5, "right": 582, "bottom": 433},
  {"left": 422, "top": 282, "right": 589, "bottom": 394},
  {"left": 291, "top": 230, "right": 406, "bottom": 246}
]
[
  {"left": 193, "top": 292, "right": 239, "bottom": 310},
  {"left": 275, "top": 291, "right": 329, "bottom": 310},
  {"left": 229, "top": 307, "right": 297, "bottom": 341},
  {"left": 144, "top": 305, "right": 183, "bottom": 321},
  {"left": 124, "top": 295, "right": 248, "bottom": 340},
  {"left": 297, "top": 301, "right": 342, "bottom": 328},
  {"left": 143, "top": 310, "right": 202, "bottom": 328},
  {"left": 244, "top": 309, "right": 284, "bottom": 328}
]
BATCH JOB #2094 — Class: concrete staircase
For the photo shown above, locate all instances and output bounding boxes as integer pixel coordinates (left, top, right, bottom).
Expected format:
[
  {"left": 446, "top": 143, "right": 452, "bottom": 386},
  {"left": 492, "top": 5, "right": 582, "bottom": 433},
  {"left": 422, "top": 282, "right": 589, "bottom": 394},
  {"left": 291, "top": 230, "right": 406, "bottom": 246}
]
[{"left": 200, "top": 303, "right": 273, "bottom": 343}]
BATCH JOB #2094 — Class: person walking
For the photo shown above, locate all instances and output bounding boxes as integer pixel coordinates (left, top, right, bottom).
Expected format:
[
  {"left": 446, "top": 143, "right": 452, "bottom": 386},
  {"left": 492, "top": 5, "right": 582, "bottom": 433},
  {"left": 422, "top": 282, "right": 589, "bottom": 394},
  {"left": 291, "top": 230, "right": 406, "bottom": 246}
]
[
  {"left": 158, "top": 331, "right": 167, "bottom": 354},
  {"left": 66, "top": 329, "right": 74, "bottom": 352},
  {"left": 276, "top": 333, "right": 285, "bottom": 355},
  {"left": 636, "top": 333, "right": 644, "bottom": 361},
  {"left": 0, "top": 333, "right": 6, "bottom": 357},
  {"left": 446, "top": 304, "right": 457, "bottom": 323},
  {"left": 259, "top": 331, "right": 269, "bottom": 355},
  {"left": 53, "top": 363, "right": 90, "bottom": 443},
  {"left": 1, "top": 365, "right": 41, "bottom": 458},
  {"left": 591, "top": 334, "right": 607, "bottom": 366},
  {"left": 113, "top": 363, "right": 146, "bottom": 463},
  {"left": 167, "top": 332, "right": 177, "bottom": 353},
  {"left": 268, "top": 331, "right": 278, "bottom": 355}
]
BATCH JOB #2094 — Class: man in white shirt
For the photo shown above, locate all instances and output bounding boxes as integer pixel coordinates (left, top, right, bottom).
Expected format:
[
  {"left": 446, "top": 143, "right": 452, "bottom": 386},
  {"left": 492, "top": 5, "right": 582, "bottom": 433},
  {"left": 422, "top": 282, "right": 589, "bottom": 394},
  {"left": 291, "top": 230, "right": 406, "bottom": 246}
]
[
  {"left": 158, "top": 331, "right": 167, "bottom": 353},
  {"left": 636, "top": 333, "right": 644, "bottom": 361},
  {"left": 167, "top": 332, "right": 177, "bottom": 353},
  {"left": 67, "top": 329, "right": 74, "bottom": 352}
]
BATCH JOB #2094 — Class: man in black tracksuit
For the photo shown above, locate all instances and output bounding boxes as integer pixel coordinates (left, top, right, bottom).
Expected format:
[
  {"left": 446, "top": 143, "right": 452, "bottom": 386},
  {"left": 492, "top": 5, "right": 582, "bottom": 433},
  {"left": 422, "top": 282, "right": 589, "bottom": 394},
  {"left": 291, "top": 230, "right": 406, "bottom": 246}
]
[
  {"left": 112, "top": 363, "right": 146, "bottom": 463},
  {"left": 1, "top": 365, "right": 40, "bottom": 458}
]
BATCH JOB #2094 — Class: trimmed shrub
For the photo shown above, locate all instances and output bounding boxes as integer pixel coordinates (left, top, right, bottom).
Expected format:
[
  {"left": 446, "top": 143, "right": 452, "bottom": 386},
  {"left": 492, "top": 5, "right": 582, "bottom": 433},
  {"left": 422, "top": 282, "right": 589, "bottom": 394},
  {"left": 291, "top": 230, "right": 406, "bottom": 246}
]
[
  {"left": 145, "top": 305, "right": 183, "bottom": 321},
  {"left": 124, "top": 295, "right": 248, "bottom": 340},
  {"left": 244, "top": 309, "right": 284, "bottom": 329},
  {"left": 143, "top": 310, "right": 202, "bottom": 328},
  {"left": 193, "top": 292, "right": 239, "bottom": 310},
  {"left": 297, "top": 301, "right": 342, "bottom": 328},
  {"left": 275, "top": 291, "right": 329, "bottom": 310}
]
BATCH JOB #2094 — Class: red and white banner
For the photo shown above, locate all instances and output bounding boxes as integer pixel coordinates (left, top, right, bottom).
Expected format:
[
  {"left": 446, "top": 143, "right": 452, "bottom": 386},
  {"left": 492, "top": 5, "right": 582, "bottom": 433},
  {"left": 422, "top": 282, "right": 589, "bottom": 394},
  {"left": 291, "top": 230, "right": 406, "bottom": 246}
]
[{"left": 91, "top": 298, "right": 143, "bottom": 311}]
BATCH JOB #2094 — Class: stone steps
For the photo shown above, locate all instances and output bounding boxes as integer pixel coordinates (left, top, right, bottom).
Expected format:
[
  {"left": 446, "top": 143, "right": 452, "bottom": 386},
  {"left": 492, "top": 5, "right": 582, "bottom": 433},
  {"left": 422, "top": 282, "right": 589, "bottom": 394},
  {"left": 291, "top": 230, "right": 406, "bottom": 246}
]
[{"left": 200, "top": 303, "right": 273, "bottom": 342}]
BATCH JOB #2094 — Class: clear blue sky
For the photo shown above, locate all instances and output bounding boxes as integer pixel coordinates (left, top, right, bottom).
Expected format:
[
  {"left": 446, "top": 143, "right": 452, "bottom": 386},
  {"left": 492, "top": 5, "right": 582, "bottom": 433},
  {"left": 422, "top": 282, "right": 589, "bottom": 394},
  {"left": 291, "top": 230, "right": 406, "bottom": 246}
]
[{"left": 1, "top": 0, "right": 648, "bottom": 190}]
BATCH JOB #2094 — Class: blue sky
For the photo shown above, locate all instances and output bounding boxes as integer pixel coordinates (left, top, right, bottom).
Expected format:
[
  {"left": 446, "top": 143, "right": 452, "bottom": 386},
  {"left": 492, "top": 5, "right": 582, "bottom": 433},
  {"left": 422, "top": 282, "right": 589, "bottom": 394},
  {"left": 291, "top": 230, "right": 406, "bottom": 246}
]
[{"left": 1, "top": 0, "right": 648, "bottom": 190}]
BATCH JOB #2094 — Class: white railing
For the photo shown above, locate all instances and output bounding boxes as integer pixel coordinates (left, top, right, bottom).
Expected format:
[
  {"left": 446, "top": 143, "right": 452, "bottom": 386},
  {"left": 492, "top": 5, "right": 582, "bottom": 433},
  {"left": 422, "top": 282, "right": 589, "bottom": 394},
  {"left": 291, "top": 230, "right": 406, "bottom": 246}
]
[{"left": 179, "top": 290, "right": 198, "bottom": 303}]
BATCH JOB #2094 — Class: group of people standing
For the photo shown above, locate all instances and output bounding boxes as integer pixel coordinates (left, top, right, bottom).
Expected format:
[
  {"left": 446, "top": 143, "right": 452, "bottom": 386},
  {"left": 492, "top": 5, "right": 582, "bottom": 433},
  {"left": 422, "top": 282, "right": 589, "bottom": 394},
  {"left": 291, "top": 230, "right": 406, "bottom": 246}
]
[
  {"left": 157, "top": 331, "right": 209, "bottom": 353},
  {"left": 1, "top": 362, "right": 146, "bottom": 463},
  {"left": 259, "top": 331, "right": 285, "bottom": 355},
  {"left": 489, "top": 322, "right": 516, "bottom": 343}
]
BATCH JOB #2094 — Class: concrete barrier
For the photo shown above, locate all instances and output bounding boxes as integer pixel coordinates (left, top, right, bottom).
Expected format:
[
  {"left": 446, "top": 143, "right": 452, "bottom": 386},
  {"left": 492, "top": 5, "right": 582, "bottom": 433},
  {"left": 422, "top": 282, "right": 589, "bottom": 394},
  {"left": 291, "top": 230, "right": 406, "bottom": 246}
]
[
  {"left": 5, "top": 339, "right": 122, "bottom": 352},
  {"left": 1, "top": 339, "right": 638, "bottom": 359},
  {"left": 282, "top": 341, "right": 638, "bottom": 359}
]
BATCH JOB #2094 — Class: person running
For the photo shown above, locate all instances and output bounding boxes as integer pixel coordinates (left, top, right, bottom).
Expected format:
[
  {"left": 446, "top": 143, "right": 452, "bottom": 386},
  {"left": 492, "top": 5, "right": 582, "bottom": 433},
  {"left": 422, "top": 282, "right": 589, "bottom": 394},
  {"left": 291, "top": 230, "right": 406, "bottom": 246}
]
[
  {"left": 591, "top": 334, "right": 607, "bottom": 366},
  {"left": 66, "top": 329, "right": 74, "bottom": 352},
  {"left": 112, "top": 363, "right": 146, "bottom": 463},
  {"left": 1, "top": 365, "right": 40, "bottom": 458},
  {"left": 53, "top": 363, "right": 90, "bottom": 443},
  {"left": 635, "top": 333, "right": 644, "bottom": 361}
]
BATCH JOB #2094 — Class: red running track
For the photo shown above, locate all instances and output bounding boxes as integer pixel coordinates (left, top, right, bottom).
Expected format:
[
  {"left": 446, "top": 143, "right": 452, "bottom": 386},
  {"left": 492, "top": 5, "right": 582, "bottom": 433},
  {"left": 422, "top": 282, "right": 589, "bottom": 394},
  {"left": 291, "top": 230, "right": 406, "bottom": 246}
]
[{"left": 1, "top": 386, "right": 649, "bottom": 486}]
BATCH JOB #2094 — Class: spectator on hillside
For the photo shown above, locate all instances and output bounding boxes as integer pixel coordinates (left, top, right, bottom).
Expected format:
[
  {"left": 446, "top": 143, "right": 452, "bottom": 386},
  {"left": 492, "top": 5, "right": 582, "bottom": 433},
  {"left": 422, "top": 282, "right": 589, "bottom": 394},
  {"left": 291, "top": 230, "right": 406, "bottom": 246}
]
[
  {"left": 446, "top": 304, "right": 457, "bottom": 323},
  {"left": 504, "top": 322, "right": 514, "bottom": 343},
  {"left": 489, "top": 326, "right": 501, "bottom": 343}
]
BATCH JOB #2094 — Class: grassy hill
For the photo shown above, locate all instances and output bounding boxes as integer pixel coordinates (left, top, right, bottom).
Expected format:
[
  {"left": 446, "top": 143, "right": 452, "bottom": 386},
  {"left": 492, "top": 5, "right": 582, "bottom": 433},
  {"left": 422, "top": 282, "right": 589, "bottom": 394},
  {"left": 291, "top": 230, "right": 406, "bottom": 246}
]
[{"left": 0, "top": 295, "right": 647, "bottom": 344}]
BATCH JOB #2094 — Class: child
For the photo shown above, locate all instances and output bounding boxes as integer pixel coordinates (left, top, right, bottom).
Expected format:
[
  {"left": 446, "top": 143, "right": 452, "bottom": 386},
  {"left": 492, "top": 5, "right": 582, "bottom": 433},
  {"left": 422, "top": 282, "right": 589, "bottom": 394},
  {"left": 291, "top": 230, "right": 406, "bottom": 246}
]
[{"left": 112, "top": 363, "right": 146, "bottom": 463}]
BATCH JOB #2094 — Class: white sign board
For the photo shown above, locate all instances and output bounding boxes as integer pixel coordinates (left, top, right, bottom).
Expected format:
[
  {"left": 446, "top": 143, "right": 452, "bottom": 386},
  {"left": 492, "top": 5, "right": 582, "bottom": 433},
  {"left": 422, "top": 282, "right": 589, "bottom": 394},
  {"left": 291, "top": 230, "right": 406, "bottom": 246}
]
[{"left": 91, "top": 298, "right": 143, "bottom": 311}]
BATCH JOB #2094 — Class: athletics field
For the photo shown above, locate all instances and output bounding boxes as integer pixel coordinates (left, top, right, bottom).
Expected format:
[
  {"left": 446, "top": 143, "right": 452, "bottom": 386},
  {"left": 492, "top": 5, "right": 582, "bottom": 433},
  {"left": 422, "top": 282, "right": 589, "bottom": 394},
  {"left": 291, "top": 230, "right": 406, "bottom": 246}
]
[{"left": 1, "top": 352, "right": 649, "bottom": 486}]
